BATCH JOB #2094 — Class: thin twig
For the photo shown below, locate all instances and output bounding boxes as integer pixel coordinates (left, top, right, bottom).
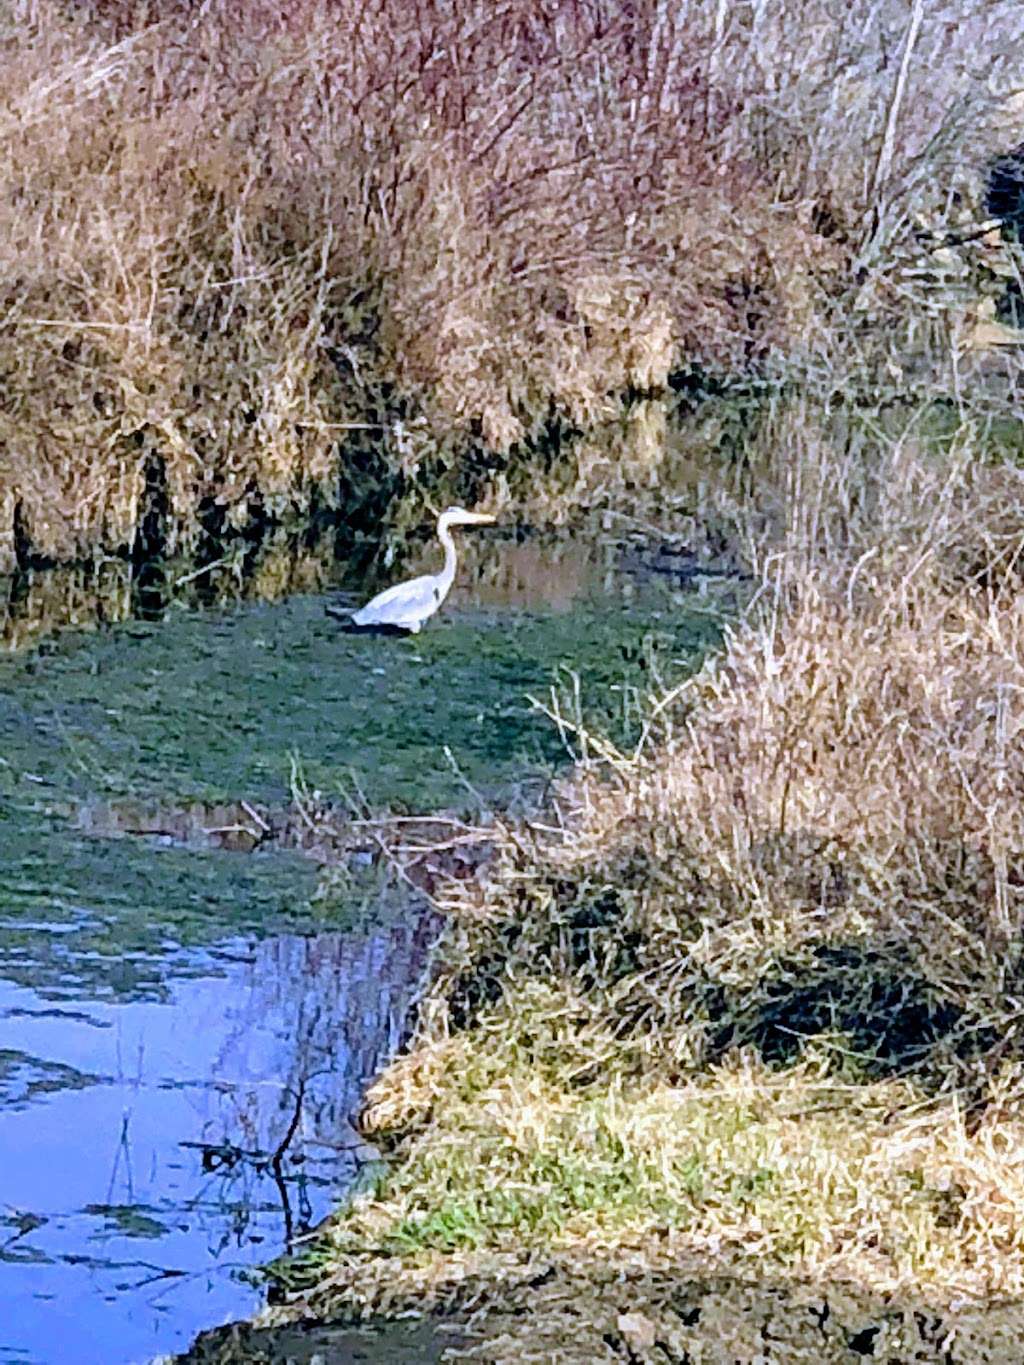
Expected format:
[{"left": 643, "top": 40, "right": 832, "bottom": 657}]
[{"left": 871, "top": 0, "right": 925, "bottom": 203}]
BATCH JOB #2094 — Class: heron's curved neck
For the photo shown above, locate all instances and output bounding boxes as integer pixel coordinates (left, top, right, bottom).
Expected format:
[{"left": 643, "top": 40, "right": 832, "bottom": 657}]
[{"left": 437, "top": 518, "right": 458, "bottom": 591}]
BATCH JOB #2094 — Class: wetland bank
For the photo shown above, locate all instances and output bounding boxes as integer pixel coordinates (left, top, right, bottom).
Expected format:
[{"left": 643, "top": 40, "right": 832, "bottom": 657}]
[
  {"left": 7, "top": 1, "right": 1024, "bottom": 1362},
  {"left": 0, "top": 530, "right": 723, "bottom": 1364}
]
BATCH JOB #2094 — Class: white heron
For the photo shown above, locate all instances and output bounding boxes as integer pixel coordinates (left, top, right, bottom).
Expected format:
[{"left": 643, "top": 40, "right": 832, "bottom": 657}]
[{"left": 343, "top": 506, "right": 496, "bottom": 633}]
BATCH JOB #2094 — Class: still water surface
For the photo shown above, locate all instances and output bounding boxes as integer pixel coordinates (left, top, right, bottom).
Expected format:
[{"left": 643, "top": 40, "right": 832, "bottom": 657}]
[{"left": 0, "top": 533, "right": 725, "bottom": 1363}]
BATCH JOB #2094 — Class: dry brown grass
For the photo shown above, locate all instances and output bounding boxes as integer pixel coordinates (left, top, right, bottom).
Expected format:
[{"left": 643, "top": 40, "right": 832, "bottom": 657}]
[
  {"left": 415, "top": 410, "right": 1024, "bottom": 1086},
  {"left": 3, "top": 0, "right": 1024, "bottom": 569},
  {"left": 265, "top": 1057, "right": 1024, "bottom": 1360},
  {"left": 263, "top": 399, "right": 1024, "bottom": 1356}
]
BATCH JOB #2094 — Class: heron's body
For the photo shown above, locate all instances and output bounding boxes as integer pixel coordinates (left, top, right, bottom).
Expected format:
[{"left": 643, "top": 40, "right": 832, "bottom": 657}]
[{"left": 348, "top": 507, "right": 495, "bottom": 633}]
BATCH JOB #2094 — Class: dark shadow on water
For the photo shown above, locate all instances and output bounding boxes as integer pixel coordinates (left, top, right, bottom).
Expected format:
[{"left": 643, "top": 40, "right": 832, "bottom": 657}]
[{"left": 323, "top": 606, "right": 410, "bottom": 636}]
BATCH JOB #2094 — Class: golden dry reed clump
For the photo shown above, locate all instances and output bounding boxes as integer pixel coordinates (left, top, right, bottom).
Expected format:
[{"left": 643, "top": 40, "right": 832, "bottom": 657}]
[
  {"left": 281, "top": 417, "right": 1024, "bottom": 1362},
  {"left": 424, "top": 411, "right": 1024, "bottom": 1083},
  {"left": 3, "top": 0, "right": 1023, "bottom": 570}
]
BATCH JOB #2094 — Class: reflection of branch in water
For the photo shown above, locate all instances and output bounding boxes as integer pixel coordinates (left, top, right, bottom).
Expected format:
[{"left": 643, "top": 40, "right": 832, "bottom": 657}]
[
  {"left": 180, "top": 1068, "right": 354, "bottom": 1252},
  {"left": 105, "top": 1111, "right": 135, "bottom": 1206},
  {"left": 180, "top": 1138, "right": 272, "bottom": 1259},
  {"left": 171, "top": 914, "right": 440, "bottom": 1266},
  {"left": 1, "top": 1206, "right": 47, "bottom": 1252},
  {"left": 180, "top": 1139, "right": 264, "bottom": 1174},
  {"left": 116, "top": 1260, "right": 187, "bottom": 1290},
  {"left": 129, "top": 1258, "right": 256, "bottom": 1313},
  {"left": 269, "top": 1078, "right": 305, "bottom": 1248}
]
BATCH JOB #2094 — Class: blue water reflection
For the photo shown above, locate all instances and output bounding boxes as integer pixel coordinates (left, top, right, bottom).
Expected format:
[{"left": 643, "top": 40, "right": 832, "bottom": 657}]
[{"left": 0, "top": 907, "right": 437, "bottom": 1365}]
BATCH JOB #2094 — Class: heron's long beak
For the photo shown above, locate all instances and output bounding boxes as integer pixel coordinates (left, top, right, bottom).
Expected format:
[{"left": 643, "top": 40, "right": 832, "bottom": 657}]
[{"left": 462, "top": 512, "right": 497, "bottom": 525}]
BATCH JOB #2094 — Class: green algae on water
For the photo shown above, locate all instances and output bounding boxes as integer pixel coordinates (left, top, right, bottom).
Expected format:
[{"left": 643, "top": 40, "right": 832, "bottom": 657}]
[{"left": 0, "top": 578, "right": 721, "bottom": 816}]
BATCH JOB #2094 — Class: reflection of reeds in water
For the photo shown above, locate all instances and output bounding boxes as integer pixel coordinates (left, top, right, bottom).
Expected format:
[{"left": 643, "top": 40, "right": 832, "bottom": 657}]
[
  {"left": 161, "top": 908, "right": 441, "bottom": 1255},
  {"left": 452, "top": 538, "right": 606, "bottom": 613},
  {"left": 0, "top": 532, "right": 342, "bottom": 652},
  {"left": 1, "top": 559, "right": 135, "bottom": 651},
  {"left": 0, "top": 520, "right": 635, "bottom": 652},
  {"left": 202, "top": 909, "right": 440, "bottom": 1165},
  {"left": 386, "top": 533, "right": 621, "bottom": 616}
]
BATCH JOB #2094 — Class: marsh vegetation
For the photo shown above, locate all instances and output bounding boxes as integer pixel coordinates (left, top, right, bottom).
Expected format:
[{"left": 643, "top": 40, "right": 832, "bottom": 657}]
[{"left": 7, "top": 1, "right": 1024, "bottom": 1363}]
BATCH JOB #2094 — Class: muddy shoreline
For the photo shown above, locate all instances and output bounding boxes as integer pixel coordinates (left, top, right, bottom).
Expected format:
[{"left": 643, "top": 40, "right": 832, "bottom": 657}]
[{"left": 179, "top": 1261, "right": 1024, "bottom": 1364}]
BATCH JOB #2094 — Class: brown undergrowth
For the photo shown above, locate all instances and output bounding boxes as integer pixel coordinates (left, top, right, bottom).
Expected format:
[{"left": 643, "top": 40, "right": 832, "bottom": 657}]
[
  {"left": 4, "top": 0, "right": 1024, "bottom": 572},
  {"left": 252, "top": 409, "right": 1024, "bottom": 1362}
]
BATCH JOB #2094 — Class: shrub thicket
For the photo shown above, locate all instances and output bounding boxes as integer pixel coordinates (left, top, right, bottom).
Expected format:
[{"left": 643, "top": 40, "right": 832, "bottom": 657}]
[
  {"left": 3, "top": 0, "right": 1023, "bottom": 569},
  {"left": 265, "top": 408, "right": 1024, "bottom": 1362}
]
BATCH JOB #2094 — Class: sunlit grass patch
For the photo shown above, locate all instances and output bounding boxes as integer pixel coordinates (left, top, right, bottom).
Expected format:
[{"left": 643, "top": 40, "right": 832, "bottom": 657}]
[{"left": 277, "top": 1046, "right": 1024, "bottom": 1330}]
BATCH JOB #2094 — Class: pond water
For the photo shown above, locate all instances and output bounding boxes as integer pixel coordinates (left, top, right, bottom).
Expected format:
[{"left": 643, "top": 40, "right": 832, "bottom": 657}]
[{"left": 0, "top": 530, "right": 727, "bottom": 1364}]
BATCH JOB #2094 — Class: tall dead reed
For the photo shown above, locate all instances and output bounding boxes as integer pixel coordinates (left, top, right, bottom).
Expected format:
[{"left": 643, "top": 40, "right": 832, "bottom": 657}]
[
  {"left": 413, "top": 404, "right": 1024, "bottom": 1093},
  {"left": 3, "top": 0, "right": 1022, "bottom": 569}
]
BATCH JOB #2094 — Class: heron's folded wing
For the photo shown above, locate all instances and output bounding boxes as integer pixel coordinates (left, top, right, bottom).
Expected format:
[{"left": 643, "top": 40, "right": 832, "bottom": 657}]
[{"left": 351, "top": 572, "right": 438, "bottom": 626}]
